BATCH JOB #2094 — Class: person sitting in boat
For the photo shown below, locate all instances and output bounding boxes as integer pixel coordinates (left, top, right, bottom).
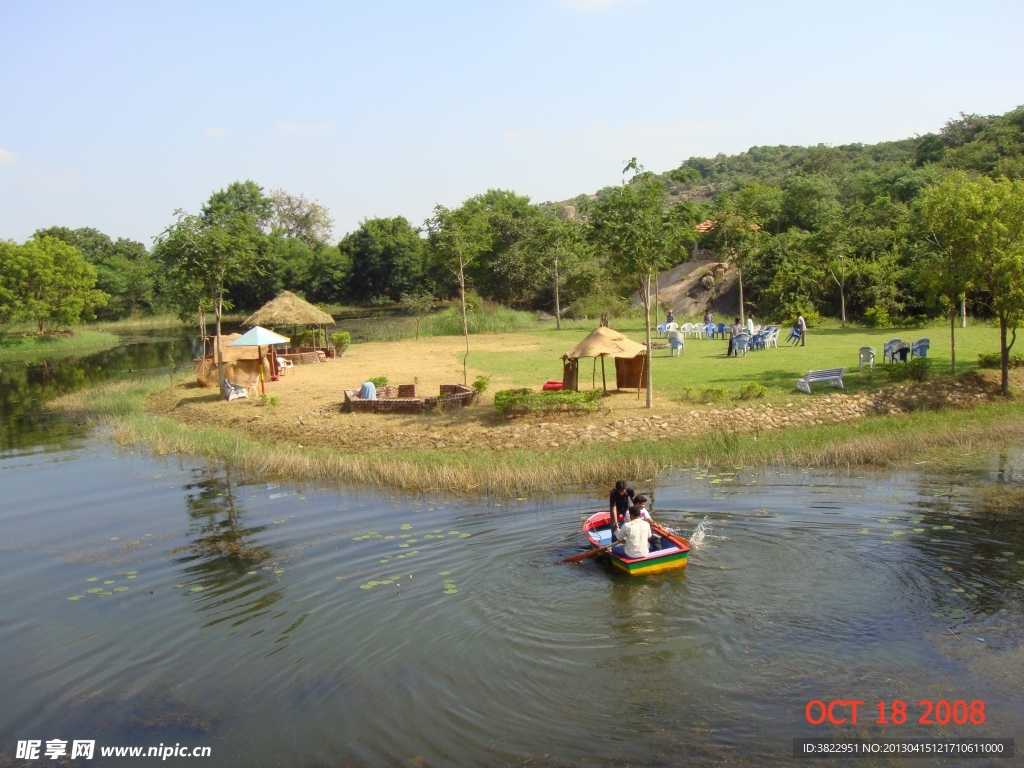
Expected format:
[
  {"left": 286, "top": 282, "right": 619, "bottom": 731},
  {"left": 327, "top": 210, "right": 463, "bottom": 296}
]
[
  {"left": 608, "top": 480, "right": 635, "bottom": 534},
  {"left": 627, "top": 495, "right": 663, "bottom": 551},
  {"left": 613, "top": 497, "right": 654, "bottom": 559}
]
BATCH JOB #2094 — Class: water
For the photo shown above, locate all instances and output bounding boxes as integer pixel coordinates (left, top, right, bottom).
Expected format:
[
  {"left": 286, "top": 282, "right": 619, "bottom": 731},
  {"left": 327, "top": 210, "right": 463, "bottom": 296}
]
[{"left": 1, "top": 339, "right": 1023, "bottom": 766}]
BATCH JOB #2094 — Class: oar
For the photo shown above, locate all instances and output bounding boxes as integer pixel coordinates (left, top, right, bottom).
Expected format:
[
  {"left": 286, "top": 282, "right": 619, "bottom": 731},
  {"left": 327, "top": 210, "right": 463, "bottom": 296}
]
[{"left": 561, "top": 537, "right": 618, "bottom": 564}]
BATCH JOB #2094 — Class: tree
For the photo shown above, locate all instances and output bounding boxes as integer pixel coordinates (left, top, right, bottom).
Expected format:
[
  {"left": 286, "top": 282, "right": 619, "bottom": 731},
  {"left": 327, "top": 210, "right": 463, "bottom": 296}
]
[
  {"left": 156, "top": 182, "right": 268, "bottom": 387},
  {"left": 700, "top": 209, "right": 762, "bottom": 325},
  {"left": 400, "top": 291, "right": 435, "bottom": 339},
  {"left": 519, "top": 209, "right": 586, "bottom": 329},
  {"left": 0, "top": 236, "right": 107, "bottom": 332},
  {"left": 918, "top": 173, "right": 981, "bottom": 373},
  {"left": 341, "top": 217, "right": 426, "bottom": 302},
  {"left": 272, "top": 190, "right": 334, "bottom": 246},
  {"left": 589, "top": 159, "right": 686, "bottom": 408},
  {"left": 952, "top": 176, "right": 1024, "bottom": 394},
  {"left": 426, "top": 204, "right": 488, "bottom": 385}
]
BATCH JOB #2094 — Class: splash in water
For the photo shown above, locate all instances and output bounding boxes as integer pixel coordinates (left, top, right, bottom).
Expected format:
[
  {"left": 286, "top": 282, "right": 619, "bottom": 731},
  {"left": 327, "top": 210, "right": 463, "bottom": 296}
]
[{"left": 687, "top": 516, "right": 713, "bottom": 549}]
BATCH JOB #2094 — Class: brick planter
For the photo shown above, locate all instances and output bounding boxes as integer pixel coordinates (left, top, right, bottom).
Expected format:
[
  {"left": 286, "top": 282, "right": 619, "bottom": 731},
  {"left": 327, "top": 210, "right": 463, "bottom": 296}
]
[{"left": 343, "top": 384, "right": 473, "bottom": 415}]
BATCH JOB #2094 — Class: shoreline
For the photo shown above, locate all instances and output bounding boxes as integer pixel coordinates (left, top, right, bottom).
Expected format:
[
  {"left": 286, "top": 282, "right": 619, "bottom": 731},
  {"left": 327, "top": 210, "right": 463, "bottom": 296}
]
[
  {"left": 0, "top": 328, "right": 120, "bottom": 360},
  {"left": 50, "top": 372, "right": 1024, "bottom": 494}
]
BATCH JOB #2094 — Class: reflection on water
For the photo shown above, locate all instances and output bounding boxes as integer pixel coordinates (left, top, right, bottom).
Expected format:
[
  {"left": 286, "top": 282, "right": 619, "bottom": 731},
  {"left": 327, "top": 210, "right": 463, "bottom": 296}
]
[
  {"left": 1, "top": 338, "right": 1023, "bottom": 765},
  {"left": 2, "top": 443, "right": 1023, "bottom": 766},
  {"left": 0, "top": 337, "right": 195, "bottom": 455}
]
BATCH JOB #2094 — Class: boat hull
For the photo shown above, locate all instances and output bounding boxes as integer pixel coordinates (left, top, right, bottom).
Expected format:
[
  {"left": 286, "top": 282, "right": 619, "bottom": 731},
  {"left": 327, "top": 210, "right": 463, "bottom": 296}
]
[{"left": 582, "top": 511, "right": 690, "bottom": 576}]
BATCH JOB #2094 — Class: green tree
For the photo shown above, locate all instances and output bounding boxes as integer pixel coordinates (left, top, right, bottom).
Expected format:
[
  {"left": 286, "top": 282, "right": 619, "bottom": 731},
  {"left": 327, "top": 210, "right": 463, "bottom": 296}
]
[
  {"left": 519, "top": 209, "right": 588, "bottom": 329},
  {"left": 918, "top": 173, "right": 982, "bottom": 373},
  {"left": 156, "top": 182, "right": 268, "bottom": 386},
  {"left": 0, "top": 236, "right": 107, "bottom": 332},
  {"left": 341, "top": 217, "right": 425, "bottom": 302},
  {"left": 426, "top": 204, "right": 488, "bottom": 385},
  {"left": 589, "top": 159, "right": 686, "bottom": 407},
  {"left": 400, "top": 291, "right": 435, "bottom": 339},
  {"left": 271, "top": 190, "right": 334, "bottom": 246},
  {"left": 700, "top": 209, "right": 763, "bottom": 325}
]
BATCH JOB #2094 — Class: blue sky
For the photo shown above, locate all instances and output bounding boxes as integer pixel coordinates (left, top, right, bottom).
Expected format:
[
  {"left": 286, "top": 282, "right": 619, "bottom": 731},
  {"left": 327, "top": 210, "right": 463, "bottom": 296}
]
[{"left": 1, "top": 0, "right": 1022, "bottom": 245}]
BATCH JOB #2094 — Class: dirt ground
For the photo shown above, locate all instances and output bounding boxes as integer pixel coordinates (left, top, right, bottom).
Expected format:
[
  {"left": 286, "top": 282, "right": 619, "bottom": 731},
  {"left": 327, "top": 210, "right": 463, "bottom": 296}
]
[{"left": 146, "top": 336, "right": 1007, "bottom": 455}]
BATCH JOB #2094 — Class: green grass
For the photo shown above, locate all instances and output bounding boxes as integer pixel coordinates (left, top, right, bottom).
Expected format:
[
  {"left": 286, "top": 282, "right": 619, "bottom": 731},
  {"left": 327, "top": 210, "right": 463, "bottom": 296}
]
[
  {"left": 0, "top": 328, "right": 120, "bottom": 359},
  {"left": 468, "top": 319, "right": 1001, "bottom": 399}
]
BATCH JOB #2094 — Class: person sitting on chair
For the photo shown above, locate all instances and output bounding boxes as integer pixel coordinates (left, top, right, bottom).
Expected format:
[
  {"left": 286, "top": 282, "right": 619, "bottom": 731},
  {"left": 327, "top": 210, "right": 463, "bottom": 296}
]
[{"left": 613, "top": 498, "right": 653, "bottom": 559}]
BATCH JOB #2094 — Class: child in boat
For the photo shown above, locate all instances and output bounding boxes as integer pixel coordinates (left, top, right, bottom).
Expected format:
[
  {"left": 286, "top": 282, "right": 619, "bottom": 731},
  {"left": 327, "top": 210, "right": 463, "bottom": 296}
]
[{"left": 613, "top": 500, "right": 653, "bottom": 559}]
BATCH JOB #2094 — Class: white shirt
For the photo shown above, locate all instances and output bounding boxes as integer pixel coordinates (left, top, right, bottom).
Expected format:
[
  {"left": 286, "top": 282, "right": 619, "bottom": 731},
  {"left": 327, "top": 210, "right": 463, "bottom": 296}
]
[{"left": 616, "top": 518, "right": 651, "bottom": 558}]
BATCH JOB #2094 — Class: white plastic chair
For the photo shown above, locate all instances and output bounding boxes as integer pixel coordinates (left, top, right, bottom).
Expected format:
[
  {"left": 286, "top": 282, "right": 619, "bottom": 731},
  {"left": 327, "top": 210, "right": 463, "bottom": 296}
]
[{"left": 859, "top": 346, "right": 876, "bottom": 371}]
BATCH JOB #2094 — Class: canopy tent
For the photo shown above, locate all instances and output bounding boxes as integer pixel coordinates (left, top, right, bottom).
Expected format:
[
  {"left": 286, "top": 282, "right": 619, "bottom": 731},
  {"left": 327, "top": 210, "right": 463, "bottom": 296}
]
[
  {"left": 227, "top": 326, "right": 291, "bottom": 393},
  {"left": 562, "top": 326, "right": 649, "bottom": 392},
  {"left": 244, "top": 291, "right": 335, "bottom": 351}
]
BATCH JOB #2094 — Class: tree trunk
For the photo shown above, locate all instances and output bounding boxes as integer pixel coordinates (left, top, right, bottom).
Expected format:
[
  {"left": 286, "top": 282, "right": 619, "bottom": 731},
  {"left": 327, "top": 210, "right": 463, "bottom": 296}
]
[
  {"left": 38, "top": 317, "right": 45, "bottom": 334},
  {"left": 840, "top": 283, "right": 846, "bottom": 328},
  {"left": 960, "top": 295, "right": 967, "bottom": 328},
  {"left": 999, "top": 314, "right": 1009, "bottom": 396},
  {"left": 554, "top": 254, "right": 561, "bottom": 331},
  {"left": 643, "top": 271, "right": 653, "bottom": 408},
  {"left": 949, "top": 304, "right": 956, "bottom": 375},
  {"left": 737, "top": 268, "right": 745, "bottom": 326},
  {"left": 215, "top": 286, "right": 225, "bottom": 389},
  {"left": 654, "top": 270, "right": 660, "bottom": 324},
  {"left": 459, "top": 258, "right": 469, "bottom": 386}
]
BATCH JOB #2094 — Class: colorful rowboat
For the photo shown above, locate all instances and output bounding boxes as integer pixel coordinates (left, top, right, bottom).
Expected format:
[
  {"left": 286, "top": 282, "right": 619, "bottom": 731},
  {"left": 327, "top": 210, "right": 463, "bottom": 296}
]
[{"left": 582, "top": 511, "right": 690, "bottom": 575}]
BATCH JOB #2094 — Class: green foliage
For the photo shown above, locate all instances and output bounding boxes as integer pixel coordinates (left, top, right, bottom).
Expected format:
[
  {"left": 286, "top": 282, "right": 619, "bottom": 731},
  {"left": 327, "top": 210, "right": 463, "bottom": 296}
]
[
  {"left": 978, "top": 352, "right": 1024, "bottom": 369},
  {"left": 493, "top": 387, "right": 602, "bottom": 417},
  {"left": 330, "top": 332, "right": 351, "bottom": 355},
  {"left": 368, "top": 376, "right": 388, "bottom": 388},
  {"left": 738, "top": 381, "right": 768, "bottom": 399},
  {"left": 886, "top": 357, "right": 932, "bottom": 382},
  {"left": 863, "top": 306, "right": 891, "bottom": 327},
  {"left": 294, "top": 328, "right": 326, "bottom": 348},
  {"left": 0, "top": 236, "right": 108, "bottom": 332},
  {"left": 341, "top": 216, "right": 427, "bottom": 303},
  {"left": 679, "top": 385, "right": 731, "bottom": 402},
  {"left": 471, "top": 375, "right": 490, "bottom": 395}
]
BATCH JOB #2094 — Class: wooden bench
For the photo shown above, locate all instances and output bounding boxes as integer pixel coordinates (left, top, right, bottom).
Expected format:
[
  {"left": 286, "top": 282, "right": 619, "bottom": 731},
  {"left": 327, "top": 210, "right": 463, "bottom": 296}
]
[{"left": 797, "top": 367, "right": 846, "bottom": 394}]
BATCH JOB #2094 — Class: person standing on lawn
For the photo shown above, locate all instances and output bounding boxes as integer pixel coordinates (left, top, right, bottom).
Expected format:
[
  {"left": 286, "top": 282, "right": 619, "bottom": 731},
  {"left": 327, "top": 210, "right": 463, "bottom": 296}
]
[{"left": 797, "top": 313, "right": 807, "bottom": 346}]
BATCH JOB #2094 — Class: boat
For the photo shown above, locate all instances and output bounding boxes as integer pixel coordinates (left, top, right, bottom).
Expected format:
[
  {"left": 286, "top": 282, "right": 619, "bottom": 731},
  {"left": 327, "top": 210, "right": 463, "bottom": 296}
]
[{"left": 582, "top": 511, "right": 690, "bottom": 575}]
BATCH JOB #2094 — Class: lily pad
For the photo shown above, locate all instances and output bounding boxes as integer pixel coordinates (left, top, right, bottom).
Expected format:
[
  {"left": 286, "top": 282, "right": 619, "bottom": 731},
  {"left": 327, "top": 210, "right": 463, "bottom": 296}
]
[
  {"left": 1002, "top": 551, "right": 1014, "bottom": 556},
  {"left": 126, "top": 571, "right": 138, "bottom": 575},
  {"left": 248, "top": 571, "right": 257, "bottom": 575},
  {"left": 950, "top": 609, "right": 965, "bottom": 618},
  {"left": 104, "top": 580, "right": 115, "bottom": 584},
  {"left": 380, "top": 558, "right": 390, "bottom": 563},
  {"left": 360, "top": 584, "right": 373, "bottom": 589},
  {"left": 1017, "top": 580, "right": 1024, "bottom": 585},
  {"left": 110, "top": 537, "right": 120, "bottom": 541},
  {"left": 913, "top": 528, "right": 925, "bottom": 533},
  {"left": 859, "top": 529, "right": 869, "bottom": 533},
  {"left": 439, "top": 571, "right": 451, "bottom": 576},
  {"left": 460, "top": 534, "right": 471, "bottom": 538},
  {"left": 443, "top": 588, "right": 458, "bottom": 594},
  {"left": 68, "top": 596, "right": 82, "bottom": 601},
  {"left": 941, "top": 525, "right": 954, "bottom": 530},
  {"left": 114, "top": 586, "right": 129, "bottom": 592},
  {"left": 952, "top": 588, "right": 965, "bottom": 593},
  {"left": 401, "top": 524, "right": 412, "bottom": 530},
  {"left": 87, "top": 588, "right": 103, "bottom": 593},
  {"left": 190, "top": 586, "right": 205, "bottom": 592},
  {"left": 993, "top": 557, "right": 1008, "bottom": 562},
  {"left": 86, "top": 577, "right": 98, "bottom": 582},
  {"left": 99, "top": 591, "right": 112, "bottom": 597},
  {"left": 930, "top": 612, "right": 944, "bottom": 618},
  {"left": 399, "top": 543, "right": 410, "bottom": 548},
  {"left": 384, "top": 535, "right": 395, "bottom": 540},
  {"left": 891, "top": 531, "right": 905, "bottom": 537},
  {"left": 448, "top": 531, "right": 459, "bottom": 535}
]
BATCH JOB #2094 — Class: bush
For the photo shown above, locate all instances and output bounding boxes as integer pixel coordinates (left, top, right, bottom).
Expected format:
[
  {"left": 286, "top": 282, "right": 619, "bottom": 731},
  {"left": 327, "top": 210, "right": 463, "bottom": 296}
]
[
  {"left": 493, "top": 388, "right": 602, "bottom": 417},
  {"left": 472, "top": 375, "right": 490, "bottom": 395},
  {"left": 863, "top": 306, "right": 891, "bottom": 327},
  {"left": 294, "top": 328, "right": 327, "bottom": 348},
  {"left": 886, "top": 357, "right": 931, "bottom": 382},
  {"left": 738, "top": 381, "right": 768, "bottom": 399},
  {"left": 978, "top": 352, "right": 1024, "bottom": 369},
  {"left": 679, "top": 385, "right": 730, "bottom": 403},
  {"left": 565, "top": 293, "right": 635, "bottom": 321},
  {"left": 368, "top": 375, "right": 388, "bottom": 388},
  {"left": 330, "top": 331, "right": 351, "bottom": 357}
]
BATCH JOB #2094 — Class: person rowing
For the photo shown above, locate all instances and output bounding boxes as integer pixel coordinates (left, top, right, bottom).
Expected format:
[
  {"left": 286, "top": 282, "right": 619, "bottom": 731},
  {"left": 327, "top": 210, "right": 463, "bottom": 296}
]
[{"left": 608, "top": 480, "right": 635, "bottom": 538}]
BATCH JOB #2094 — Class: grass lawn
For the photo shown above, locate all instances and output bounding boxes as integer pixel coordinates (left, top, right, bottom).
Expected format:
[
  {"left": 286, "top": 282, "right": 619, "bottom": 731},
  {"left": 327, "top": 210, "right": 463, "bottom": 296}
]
[
  {"left": 0, "top": 328, "right": 120, "bottom": 359},
  {"left": 469, "top": 319, "right": 1002, "bottom": 400}
]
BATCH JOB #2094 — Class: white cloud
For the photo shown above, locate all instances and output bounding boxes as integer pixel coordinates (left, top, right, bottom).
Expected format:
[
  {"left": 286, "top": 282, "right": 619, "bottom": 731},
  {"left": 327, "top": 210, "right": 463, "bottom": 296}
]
[
  {"left": 557, "top": 0, "right": 627, "bottom": 10},
  {"left": 202, "top": 127, "right": 230, "bottom": 139},
  {"left": 274, "top": 121, "right": 334, "bottom": 135},
  {"left": 0, "top": 148, "right": 17, "bottom": 166}
]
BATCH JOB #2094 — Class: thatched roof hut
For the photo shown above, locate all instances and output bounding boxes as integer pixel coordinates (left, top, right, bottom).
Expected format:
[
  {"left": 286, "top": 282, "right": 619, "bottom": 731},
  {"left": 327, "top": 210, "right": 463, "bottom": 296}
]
[
  {"left": 244, "top": 291, "right": 335, "bottom": 328},
  {"left": 564, "top": 326, "right": 647, "bottom": 360},
  {"left": 562, "top": 326, "right": 648, "bottom": 392}
]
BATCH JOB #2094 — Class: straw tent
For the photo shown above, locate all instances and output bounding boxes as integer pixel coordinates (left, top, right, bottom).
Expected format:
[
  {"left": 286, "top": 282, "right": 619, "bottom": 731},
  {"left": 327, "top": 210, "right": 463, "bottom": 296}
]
[
  {"left": 196, "top": 333, "right": 265, "bottom": 387},
  {"left": 562, "top": 326, "right": 649, "bottom": 392},
  {"left": 244, "top": 291, "right": 335, "bottom": 336}
]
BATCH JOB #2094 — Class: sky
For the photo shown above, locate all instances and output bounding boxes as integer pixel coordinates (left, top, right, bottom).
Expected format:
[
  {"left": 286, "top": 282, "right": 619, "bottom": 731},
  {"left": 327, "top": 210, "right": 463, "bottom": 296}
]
[{"left": 1, "top": 0, "right": 1023, "bottom": 246}]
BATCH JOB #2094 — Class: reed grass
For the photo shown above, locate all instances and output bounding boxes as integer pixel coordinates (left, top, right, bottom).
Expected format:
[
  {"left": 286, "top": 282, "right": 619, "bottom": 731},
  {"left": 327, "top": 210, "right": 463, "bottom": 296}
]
[
  {"left": 0, "top": 328, "right": 120, "bottom": 358},
  {"left": 51, "top": 375, "right": 1024, "bottom": 494}
]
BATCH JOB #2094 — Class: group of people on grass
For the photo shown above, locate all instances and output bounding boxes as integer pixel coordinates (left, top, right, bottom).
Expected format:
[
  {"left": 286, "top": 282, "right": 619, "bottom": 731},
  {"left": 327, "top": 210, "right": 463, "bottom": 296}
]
[
  {"left": 667, "top": 308, "right": 808, "bottom": 353},
  {"left": 607, "top": 480, "right": 666, "bottom": 559}
]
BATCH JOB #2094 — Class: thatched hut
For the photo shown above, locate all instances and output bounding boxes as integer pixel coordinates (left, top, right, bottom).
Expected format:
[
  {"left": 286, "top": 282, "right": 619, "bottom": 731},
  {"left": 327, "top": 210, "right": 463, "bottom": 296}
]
[
  {"left": 244, "top": 291, "right": 336, "bottom": 362},
  {"left": 562, "top": 326, "right": 649, "bottom": 392}
]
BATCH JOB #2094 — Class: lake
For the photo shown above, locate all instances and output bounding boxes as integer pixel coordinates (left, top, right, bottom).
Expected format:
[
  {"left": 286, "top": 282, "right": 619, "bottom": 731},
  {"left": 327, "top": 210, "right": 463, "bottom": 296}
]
[{"left": 1, "top": 337, "right": 1022, "bottom": 766}]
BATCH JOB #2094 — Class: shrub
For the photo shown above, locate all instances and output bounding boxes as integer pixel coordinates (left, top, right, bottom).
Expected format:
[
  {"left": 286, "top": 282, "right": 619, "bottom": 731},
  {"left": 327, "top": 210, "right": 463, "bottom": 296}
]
[
  {"left": 978, "top": 352, "right": 1024, "bottom": 369},
  {"left": 330, "top": 332, "right": 351, "bottom": 357},
  {"left": 738, "top": 381, "right": 767, "bottom": 399},
  {"left": 472, "top": 375, "right": 490, "bottom": 395},
  {"left": 368, "top": 376, "right": 388, "bottom": 388},
  {"left": 294, "top": 328, "right": 327, "bottom": 348},
  {"left": 493, "top": 388, "right": 602, "bottom": 417},
  {"left": 699, "top": 385, "right": 730, "bottom": 402},
  {"left": 886, "top": 357, "right": 931, "bottom": 382},
  {"left": 863, "top": 306, "right": 891, "bottom": 327}
]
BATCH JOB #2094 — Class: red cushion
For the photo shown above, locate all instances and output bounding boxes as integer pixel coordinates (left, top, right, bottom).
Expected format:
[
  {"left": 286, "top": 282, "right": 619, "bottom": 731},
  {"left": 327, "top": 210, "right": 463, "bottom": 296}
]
[{"left": 542, "top": 381, "right": 563, "bottom": 391}]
